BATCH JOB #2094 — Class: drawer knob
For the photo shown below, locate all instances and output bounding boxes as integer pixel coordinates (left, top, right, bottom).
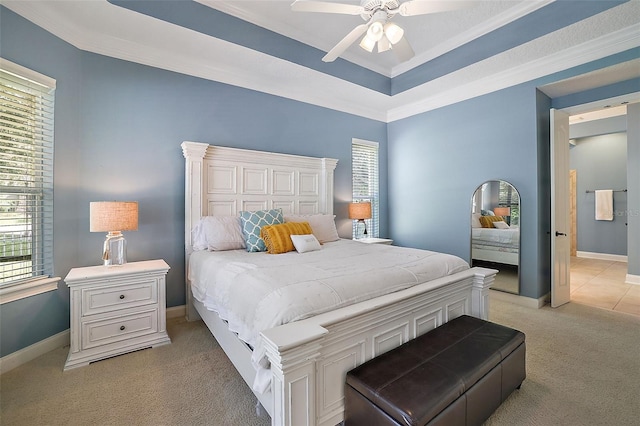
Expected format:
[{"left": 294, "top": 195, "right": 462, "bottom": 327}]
[
  {"left": 119, "top": 295, "right": 125, "bottom": 300},
  {"left": 120, "top": 325, "right": 125, "bottom": 331}
]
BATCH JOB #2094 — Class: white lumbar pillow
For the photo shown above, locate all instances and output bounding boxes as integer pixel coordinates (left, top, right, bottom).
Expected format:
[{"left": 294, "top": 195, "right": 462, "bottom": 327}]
[{"left": 290, "top": 234, "right": 322, "bottom": 253}]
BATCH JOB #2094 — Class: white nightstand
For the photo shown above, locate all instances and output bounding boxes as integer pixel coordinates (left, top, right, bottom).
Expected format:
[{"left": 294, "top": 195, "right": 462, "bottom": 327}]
[
  {"left": 64, "top": 259, "right": 171, "bottom": 370},
  {"left": 354, "top": 237, "right": 393, "bottom": 245}
]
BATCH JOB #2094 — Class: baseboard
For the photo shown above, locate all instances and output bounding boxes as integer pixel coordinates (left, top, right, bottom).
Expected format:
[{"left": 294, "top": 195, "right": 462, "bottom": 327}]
[
  {"left": 166, "top": 304, "right": 186, "bottom": 319},
  {"left": 490, "top": 289, "right": 548, "bottom": 309},
  {"left": 626, "top": 274, "right": 640, "bottom": 286},
  {"left": 576, "top": 251, "right": 627, "bottom": 262},
  {"left": 1, "top": 307, "right": 186, "bottom": 375},
  {"left": 0, "top": 329, "right": 70, "bottom": 375}
]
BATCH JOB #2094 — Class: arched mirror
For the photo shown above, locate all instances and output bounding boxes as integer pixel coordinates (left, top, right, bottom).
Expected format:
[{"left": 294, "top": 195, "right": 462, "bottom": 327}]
[{"left": 471, "top": 180, "right": 520, "bottom": 294}]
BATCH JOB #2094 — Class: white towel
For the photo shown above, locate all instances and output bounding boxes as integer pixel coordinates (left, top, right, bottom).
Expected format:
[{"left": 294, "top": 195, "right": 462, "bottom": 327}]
[{"left": 595, "top": 190, "right": 613, "bottom": 221}]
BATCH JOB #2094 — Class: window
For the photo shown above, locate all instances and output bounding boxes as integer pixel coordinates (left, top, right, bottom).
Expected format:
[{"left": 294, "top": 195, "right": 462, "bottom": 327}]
[
  {"left": 0, "top": 58, "right": 57, "bottom": 303},
  {"left": 352, "top": 139, "right": 379, "bottom": 238},
  {"left": 498, "top": 181, "right": 520, "bottom": 226}
]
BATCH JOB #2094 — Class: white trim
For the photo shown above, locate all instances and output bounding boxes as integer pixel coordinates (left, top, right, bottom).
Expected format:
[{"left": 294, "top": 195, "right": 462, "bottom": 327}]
[
  {"left": 0, "top": 276, "right": 61, "bottom": 305},
  {"left": 0, "top": 329, "right": 69, "bottom": 375},
  {"left": 387, "top": 23, "right": 640, "bottom": 122},
  {"left": 576, "top": 251, "right": 628, "bottom": 263},
  {"left": 0, "top": 57, "right": 56, "bottom": 89},
  {"left": 490, "top": 289, "right": 549, "bottom": 309},
  {"left": 166, "top": 305, "right": 186, "bottom": 319},
  {"left": 0, "top": 305, "right": 180, "bottom": 373},
  {"left": 351, "top": 138, "right": 379, "bottom": 148},
  {"left": 626, "top": 274, "right": 640, "bottom": 286},
  {"left": 197, "top": 0, "right": 553, "bottom": 79},
  {"left": 3, "top": 1, "right": 638, "bottom": 123},
  {"left": 390, "top": 0, "right": 554, "bottom": 78}
]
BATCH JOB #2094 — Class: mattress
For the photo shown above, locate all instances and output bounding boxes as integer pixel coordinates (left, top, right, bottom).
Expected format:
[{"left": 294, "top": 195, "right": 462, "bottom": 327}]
[
  {"left": 188, "top": 239, "right": 469, "bottom": 392},
  {"left": 471, "top": 227, "right": 519, "bottom": 250}
]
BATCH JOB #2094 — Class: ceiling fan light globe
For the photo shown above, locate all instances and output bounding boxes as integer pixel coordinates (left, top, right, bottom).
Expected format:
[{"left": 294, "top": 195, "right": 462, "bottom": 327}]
[
  {"left": 359, "top": 34, "right": 376, "bottom": 52},
  {"left": 367, "top": 21, "right": 384, "bottom": 41},
  {"left": 378, "top": 36, "right": 391, "bottom": 52},
  {"left": 384, "top": 22, "right": 404, "bottom": 44}
]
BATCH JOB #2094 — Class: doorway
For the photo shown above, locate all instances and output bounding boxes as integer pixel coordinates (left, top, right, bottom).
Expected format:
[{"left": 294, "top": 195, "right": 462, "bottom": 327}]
[{"left": 552, "top": 102, "right": 633, "bottom": 309}]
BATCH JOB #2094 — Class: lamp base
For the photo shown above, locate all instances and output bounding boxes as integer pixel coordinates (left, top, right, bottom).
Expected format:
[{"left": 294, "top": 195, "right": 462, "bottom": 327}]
[
  {"left": 354, "top": 219, "right": 368, "bottom": 240},
  {"left": 103, "top": 231, "right": 127, "bottom": 266}
]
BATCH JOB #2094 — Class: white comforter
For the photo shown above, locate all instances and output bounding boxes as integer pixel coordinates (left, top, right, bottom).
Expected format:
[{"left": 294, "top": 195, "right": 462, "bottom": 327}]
[
  {"left": 472, "top": 227, "right": 519, "bottom": 248},
  {"left": 188, "top": 239, "right": 469, "bottom": 392}
]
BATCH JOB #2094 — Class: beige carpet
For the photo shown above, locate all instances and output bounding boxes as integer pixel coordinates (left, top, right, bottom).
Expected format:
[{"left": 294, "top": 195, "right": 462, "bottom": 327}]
[{"left": 2, "top": 296, "right": 639, "bottom": 426}]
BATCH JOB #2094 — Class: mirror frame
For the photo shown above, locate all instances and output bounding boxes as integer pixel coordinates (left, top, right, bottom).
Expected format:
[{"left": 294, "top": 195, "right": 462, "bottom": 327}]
[{"left": 470, "top": 180, "right": 520, "bottom": 294}]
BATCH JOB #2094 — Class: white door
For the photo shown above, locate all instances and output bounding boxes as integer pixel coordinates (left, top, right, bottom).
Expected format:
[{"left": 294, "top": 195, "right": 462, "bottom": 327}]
[{"left": 551, "top": 109, "right": 571, "bottom": 307}]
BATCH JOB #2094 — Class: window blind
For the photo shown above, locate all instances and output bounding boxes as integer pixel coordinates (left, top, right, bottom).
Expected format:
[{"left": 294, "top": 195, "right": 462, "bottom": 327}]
[
  {"left": 499, "top": 181, "right": 520, "bottom": 226},
  {"left": 352, "top": 139, "right": 379, "bottom": 238},
  {"left": 0, "top": 64, "right": 55, "bottom": 285}
]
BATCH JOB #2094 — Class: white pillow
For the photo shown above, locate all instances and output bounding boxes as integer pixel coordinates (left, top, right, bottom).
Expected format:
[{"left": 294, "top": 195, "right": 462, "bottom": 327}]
[
  {"left": 284, "top": 214, "right": 339, "bottom": 243},
  {"left": 290, "top": 234, "right": 321, "bottom": 253},
  {"left": 191, "top": 216, "right": 245, "bottom": 251},
  {"left": 493, "top": 221, "right": 510, "bottom": 229},
  {"left": 471, "top": 213, "right": 482, "bottom": 228}
]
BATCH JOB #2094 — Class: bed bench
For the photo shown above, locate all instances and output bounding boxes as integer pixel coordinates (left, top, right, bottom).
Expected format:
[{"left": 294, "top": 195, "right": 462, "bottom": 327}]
[{"left": 344, "top": 315, "right": 525, "bottom": 425}]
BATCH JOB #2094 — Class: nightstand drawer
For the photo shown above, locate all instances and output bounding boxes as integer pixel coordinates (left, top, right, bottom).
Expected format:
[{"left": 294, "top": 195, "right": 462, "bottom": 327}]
[
  {"left": 82, "top": 309, "right": 158, "bottom": 350},
  {"left": 82, "top": 279, "right": 158, "bottom": 316}
]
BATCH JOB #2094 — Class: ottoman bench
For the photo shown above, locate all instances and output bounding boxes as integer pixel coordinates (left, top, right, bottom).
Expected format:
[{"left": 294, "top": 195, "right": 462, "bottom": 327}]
[{"left": 344, "top": 315, "right": 525, "bottom": 426}]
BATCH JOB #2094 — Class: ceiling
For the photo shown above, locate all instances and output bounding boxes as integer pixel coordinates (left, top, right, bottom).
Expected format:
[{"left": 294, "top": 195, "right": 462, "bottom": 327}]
[
  {"left": 3, "top": 0, "right": 639, "bottom": 122},
  {"left": 199, "top": 0, "right": 549, "bottom": 77}
]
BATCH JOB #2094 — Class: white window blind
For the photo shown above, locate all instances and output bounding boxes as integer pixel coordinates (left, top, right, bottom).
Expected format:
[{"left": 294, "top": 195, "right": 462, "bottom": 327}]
[
  {"left": 352, "top": 139, "right": 379, "bottom": 238},
  {"left": 0, "top": 60, "right": 55, "bottom": 285},
  {"left": 499, "top": 181, "right": 520, "bottom": 226}
]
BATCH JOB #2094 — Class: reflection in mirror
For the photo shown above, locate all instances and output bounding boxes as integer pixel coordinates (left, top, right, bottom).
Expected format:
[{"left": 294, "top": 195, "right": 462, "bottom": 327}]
[{"left": 471, "top": 181, "right": 520, "bottom": 294}]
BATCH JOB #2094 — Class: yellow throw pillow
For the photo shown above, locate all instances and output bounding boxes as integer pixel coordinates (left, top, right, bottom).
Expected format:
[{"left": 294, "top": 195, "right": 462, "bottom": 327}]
[
  {"left": 261, "top": 221, "right": 313, "bottom": 254},
  {"left": 479, "top": 215, "right": 505, "bottom": 228}
]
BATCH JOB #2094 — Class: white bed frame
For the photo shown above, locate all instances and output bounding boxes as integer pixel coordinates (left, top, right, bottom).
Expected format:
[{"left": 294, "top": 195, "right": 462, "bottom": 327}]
[
  {"left": 182, "top": 142, "right": 497, "bottom": 426},
  {"left": 472, "top": 246, "right": 519, "bottom": 266}
]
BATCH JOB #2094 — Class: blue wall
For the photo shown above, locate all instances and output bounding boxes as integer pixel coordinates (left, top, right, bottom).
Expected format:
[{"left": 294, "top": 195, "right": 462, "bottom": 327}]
[
  {"left": 387, "top": 78, "right": 639, "bottom": 300},
  {"left": 570, "top": 132, "right": 628, "bottom": 255},
  {"left": 1, "top": 4, "right": 638, "bottom": 359},
  {"left": 387, "top": 83, "right": 546, "bottom": 299},
  {"left": 0, "top": 7, "right": 387, "bottom": 357}
]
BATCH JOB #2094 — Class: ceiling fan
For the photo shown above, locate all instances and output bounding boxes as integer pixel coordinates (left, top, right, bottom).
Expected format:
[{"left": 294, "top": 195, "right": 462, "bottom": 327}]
[{"left": 291, "top": 0, "right": 471, "bottom": 63}]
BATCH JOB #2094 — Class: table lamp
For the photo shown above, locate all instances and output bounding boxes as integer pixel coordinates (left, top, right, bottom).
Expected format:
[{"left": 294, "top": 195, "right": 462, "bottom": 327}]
[
  {"left": 349, "top": 201, "right": 372, "bottom": 239},
  {"left": 493, "top": 206, "right": 511, "bottom": 225},
  {"left": 90, "top": 201, "right": 138, "bottom": 266}
]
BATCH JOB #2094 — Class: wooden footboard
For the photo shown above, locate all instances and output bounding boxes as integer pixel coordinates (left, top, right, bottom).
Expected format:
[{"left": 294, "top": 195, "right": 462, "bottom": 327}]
[{"left": 191, "top": 266, "right": 496, "bottom": 426}]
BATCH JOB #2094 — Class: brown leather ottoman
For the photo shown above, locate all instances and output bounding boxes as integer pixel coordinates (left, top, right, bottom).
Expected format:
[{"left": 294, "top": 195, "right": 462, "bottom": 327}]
[{"left": 345, "top": 315, "right": 525, "bottom": 426}]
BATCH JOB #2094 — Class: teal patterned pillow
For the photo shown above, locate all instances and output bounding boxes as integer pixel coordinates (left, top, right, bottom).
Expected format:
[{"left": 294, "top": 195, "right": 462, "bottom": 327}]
[{"left": 239, "top": 208, "right": 284, "bottom": 252}]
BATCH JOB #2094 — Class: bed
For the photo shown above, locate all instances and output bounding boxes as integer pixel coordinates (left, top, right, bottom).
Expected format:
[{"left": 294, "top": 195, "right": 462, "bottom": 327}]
[
  {"left": 471, "top": 227, "right": 520, "bottom": 266},
  {"left": 182, "top": 142, "right": 497, "bottom": 426}
]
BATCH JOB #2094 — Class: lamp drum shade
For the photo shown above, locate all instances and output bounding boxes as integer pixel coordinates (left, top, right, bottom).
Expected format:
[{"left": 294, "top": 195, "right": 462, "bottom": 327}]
[
  {"left": 348, "top": 202, "right": 372, "bottom": 220},
  {"left": 493, "top": 207, "right": 511, "bottom": 217},
  {"left": 90, "top": 202, "right": 139, "bottom": 232}
]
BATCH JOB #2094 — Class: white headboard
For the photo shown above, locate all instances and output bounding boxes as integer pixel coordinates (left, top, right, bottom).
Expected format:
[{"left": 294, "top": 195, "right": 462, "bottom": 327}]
[{"left": 181, "top": 142, "right": 339, "bottom": 252}]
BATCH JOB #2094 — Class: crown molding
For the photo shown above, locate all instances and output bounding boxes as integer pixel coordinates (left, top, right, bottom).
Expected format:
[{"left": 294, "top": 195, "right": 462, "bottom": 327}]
[
  {"left": 387, "top": 22, "right": 640, "bottom": 122},
  {"left": 195, "top": 0, "right": 392, "bottom": 77},
  {"left": 390, "top": 0, "right": 554, "bottom": 78},
  {"left": 4, "top": 1, "right": 638, "bottom": 124},
  {"left": 198, "top": 0, "right": 555, "bottom": 79}
]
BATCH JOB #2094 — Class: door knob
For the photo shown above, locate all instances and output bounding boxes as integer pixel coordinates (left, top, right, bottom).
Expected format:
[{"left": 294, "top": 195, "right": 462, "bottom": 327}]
[{"left": 555, "top": 231, "right": 566, "bottom": 236}]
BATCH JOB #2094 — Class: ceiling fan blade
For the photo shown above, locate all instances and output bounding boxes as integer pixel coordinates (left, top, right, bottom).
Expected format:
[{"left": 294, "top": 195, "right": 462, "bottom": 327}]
[
  {"left": 398, "top": 0, "right": 474, "bottom": 16},
  {"left": 322, "top": 23, "right": 368, "bottom": 62},
  {"left": 392, "top": 36, "right": 415, "bottom": 62},
  {"left": 291, "top": 0, "right": 364, "bottom": 15}
]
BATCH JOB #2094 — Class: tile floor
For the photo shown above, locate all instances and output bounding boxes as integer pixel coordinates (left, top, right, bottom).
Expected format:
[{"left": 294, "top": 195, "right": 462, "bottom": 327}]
[{"left": 570, "top": 257, "right": 640, "bottom": 317}]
